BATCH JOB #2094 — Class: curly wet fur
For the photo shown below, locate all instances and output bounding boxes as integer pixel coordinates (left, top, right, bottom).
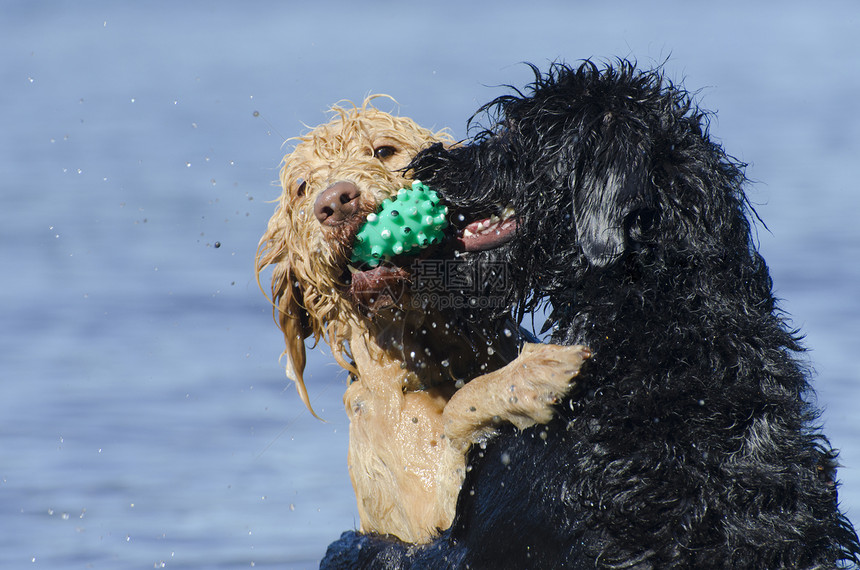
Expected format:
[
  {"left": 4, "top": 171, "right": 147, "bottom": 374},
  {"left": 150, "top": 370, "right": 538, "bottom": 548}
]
[
  {"left": 321, "top": 62, "right": 860, "bottom": 568},
  {"left": 255, "top": 99, "right": 470, "bottom": 539},
  {"left": 255, "top": 99, "right": 590, "bottom": 544},
  {"left": 256, "top": 99, "right": 455, "bottom": 413}
]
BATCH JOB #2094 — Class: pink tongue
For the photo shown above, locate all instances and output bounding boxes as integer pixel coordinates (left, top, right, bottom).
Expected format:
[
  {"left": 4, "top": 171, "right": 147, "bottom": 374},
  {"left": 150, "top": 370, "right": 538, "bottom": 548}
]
[
  {"left": 348, "top": 264, "right": 409, "bottom": 309},
  {"left": 455, "top": 217, "right": 517, "bottom": 252}
]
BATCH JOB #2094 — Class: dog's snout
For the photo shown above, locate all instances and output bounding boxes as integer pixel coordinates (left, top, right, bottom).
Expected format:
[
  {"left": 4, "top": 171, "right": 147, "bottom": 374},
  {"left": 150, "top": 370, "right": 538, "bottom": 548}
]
[{"left": 314, "top": 181, "right": 361, "bottom": 226}]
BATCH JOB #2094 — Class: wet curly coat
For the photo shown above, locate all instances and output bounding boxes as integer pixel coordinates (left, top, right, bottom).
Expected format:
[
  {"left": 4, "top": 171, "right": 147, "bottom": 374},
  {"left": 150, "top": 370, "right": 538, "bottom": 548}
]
[
  {"left": 321, "top": 63, "right": 860, "bottom": 568},
  {"left": 256, "top": 99, "right": 589, "bottom": 544}
]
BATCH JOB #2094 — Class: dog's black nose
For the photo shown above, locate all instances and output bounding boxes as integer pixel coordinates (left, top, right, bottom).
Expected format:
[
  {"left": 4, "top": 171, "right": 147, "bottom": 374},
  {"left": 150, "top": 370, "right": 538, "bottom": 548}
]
[{"left": 314, "top": 181, "right": 360, "bottom": 226}]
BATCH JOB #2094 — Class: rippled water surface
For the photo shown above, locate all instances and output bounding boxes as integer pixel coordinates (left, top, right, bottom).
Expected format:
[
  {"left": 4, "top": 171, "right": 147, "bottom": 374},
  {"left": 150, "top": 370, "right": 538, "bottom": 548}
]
[{"left": 2, "top": 2, "right": 858, "bottom": 567}]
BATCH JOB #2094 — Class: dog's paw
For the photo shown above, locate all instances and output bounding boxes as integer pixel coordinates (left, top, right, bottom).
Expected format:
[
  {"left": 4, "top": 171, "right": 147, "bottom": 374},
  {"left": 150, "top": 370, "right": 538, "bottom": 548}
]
[
  {"left": 518, "top": 342, "right": 591, "bottom": 383},
  {"left": 500, "top": 343, "right": 591, "bottom": 427},
  {"left": 444, "top": 343, "right": 592, "bottom": 447}
]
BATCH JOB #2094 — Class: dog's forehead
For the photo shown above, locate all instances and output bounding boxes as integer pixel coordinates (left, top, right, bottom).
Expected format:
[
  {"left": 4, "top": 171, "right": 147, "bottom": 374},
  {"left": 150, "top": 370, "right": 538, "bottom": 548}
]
[
  {"left": 282, "top": 111, "right": 438, "bottom": 185},
  {"left": 303, "top": 110, "right": 432, "bottom": 151}
]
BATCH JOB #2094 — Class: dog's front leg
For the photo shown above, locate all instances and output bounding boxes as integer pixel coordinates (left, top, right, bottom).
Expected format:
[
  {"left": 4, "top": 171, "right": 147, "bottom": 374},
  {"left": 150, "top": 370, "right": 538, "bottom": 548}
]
[{"left": 442, "top": 343, "right": 591, "bottom": 450}]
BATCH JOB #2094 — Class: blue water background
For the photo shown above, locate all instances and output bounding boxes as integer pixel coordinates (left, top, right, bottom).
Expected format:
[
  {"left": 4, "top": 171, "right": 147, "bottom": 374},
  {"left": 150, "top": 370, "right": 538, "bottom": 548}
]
[{"left": 1, "top": 1, "right": 858, "bottom": 567}]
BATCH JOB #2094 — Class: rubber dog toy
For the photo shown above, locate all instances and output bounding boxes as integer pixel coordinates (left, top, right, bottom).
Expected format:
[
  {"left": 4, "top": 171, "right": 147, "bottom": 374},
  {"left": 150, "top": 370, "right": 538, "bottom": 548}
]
[{"left": 351, "top": 181, "right": 449, "bottom": 267}]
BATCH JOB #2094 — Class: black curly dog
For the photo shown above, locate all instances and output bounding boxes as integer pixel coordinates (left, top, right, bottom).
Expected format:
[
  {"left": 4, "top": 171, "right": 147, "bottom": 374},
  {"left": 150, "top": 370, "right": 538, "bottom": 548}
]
[{"left": 321, "top": 61, "right": 860, "bottom": 569}]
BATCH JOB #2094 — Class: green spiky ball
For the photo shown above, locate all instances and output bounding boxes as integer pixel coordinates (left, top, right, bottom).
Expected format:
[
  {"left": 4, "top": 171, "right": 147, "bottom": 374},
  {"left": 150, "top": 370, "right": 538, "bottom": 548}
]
[{"left": 351, "top": 181, "right": 449, "bottom": 267}]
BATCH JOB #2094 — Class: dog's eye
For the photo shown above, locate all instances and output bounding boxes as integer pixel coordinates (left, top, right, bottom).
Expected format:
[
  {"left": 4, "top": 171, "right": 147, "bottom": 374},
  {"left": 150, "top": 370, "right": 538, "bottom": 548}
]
[
  {"left": 295, "top": 179, "right": 307, "bottom": 197},
  {"left": 627, "top": 208, "right": 658, "bottom": 242},
  {"left": 373, "top": 146, "right": 397, "bottom": 160}
]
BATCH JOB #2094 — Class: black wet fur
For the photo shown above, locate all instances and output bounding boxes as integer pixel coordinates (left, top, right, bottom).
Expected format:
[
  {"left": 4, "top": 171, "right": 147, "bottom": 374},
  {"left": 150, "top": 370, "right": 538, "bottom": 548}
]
[{"left": 320, "top": 61, "right": 860, "bottom": 569}]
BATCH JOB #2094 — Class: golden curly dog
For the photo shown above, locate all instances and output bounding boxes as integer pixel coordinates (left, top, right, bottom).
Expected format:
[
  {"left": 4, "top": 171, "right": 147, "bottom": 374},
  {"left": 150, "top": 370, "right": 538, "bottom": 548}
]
[{"left": 256, "top": 98, "right": 590, "bottom": 542}]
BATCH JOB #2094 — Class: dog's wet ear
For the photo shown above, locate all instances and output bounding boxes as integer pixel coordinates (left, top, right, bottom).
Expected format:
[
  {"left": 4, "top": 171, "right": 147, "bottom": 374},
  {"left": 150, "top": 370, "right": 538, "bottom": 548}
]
[
  {"left": 279, "top": 272, "right": 321, "bottom": 419},
  {"left": 574, "top": 162, "right": 648, "bottom": 267},
  {"left": 257, "top": 220, "right": 322, "bottom": 419},
  {"left": 271, "top": 263, "right": 321, "bottom": 420}
]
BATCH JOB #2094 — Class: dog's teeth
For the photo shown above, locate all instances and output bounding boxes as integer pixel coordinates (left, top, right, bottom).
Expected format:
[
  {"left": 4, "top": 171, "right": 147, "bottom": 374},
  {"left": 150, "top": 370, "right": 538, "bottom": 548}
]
[
  {"left": 463, "top": 228, "right": 474, "bottom": 238},
  {"left": 502, "top": 206, "right": 515, "bottom": 219},
  {"left": 347, "top": 265, "right": 359, "bottom": 274},
  {"left": 489, "top": 215, "right": 501, "bottom": 225}
]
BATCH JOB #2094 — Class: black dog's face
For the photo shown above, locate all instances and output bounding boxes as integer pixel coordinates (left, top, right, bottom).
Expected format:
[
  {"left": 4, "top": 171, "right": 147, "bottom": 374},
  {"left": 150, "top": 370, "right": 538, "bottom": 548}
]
[{"left": 410, "top": 61, "right": 750, "bottom": 322}]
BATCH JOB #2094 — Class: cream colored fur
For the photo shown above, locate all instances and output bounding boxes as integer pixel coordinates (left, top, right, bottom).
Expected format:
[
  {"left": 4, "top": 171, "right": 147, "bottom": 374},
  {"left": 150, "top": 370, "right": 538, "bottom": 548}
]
[{"left": 256, "top": 98, "right": 590, "bottom": 542}]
